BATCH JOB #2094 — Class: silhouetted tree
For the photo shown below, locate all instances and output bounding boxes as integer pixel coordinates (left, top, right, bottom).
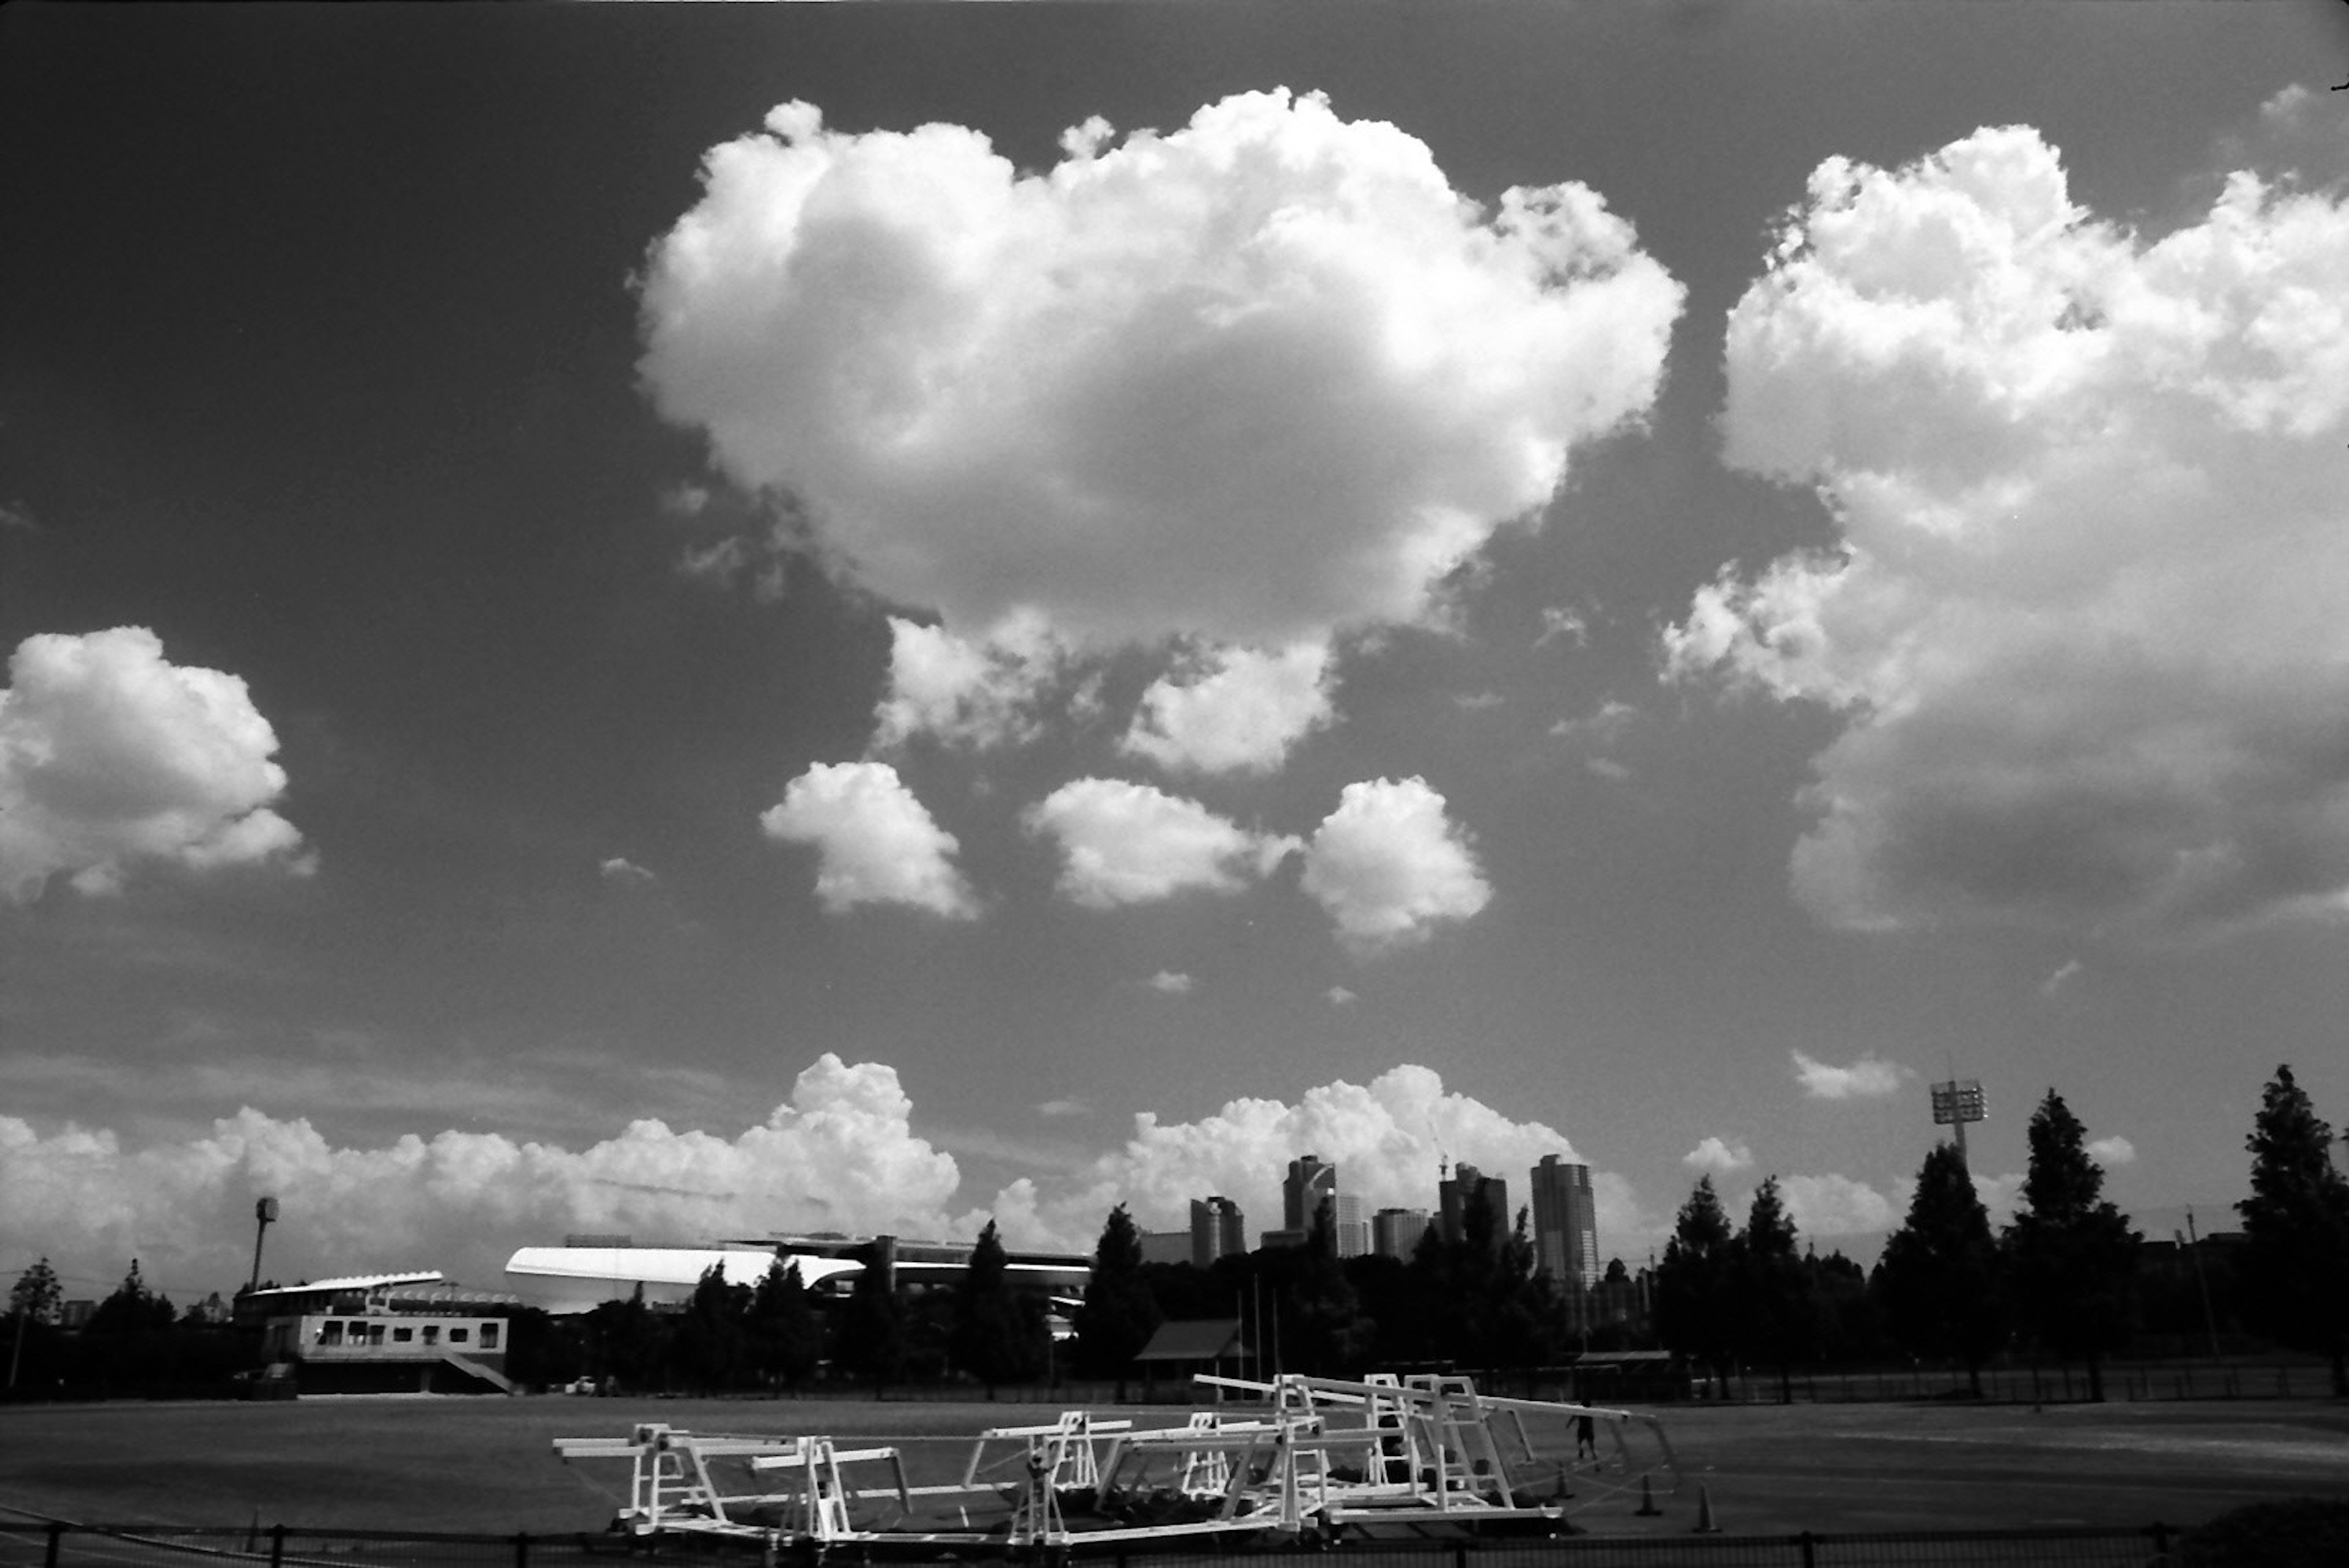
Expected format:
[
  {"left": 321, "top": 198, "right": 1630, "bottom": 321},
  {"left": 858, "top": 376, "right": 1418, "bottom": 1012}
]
[
  {"left": 587, "top": 1284, "right": 669, "bottom": 1393},
  {"left": 86, "top": 1260, "right": 175, "bottom": 1337},
  {"left": 7, "top": 1256, "right": 65, "bottom": 1392},
  {"left": 836, "top": 1241, "right": 907, "bottom": 1395},
  {"left": 748, "top": 1260, "right": 823, "bottom": 1391},
  {"left": 1737, "top": 1176, "right": 1812, "bottom": 1402},
  {"left": 8, "top": 1258, "right": 61, "bottom": 1325},
  {"left": 952, "top": 1221, "right": 1050, "bottom": 1395},
  {"left": 1263, "top": 1199, "right": 1374, "bottom": 1376},
  {"left": 1806, "top": 1250, "right": 1882, "bottom": 1364},
  {"left": 1487, "top": 1206, "right": 1565, "bottom": 1385},
  {"left": 674, "top": 1264, "right": 753, "bottom": 1392},
  {"left": 1874, "top": 1144, "right": 2006, "bottom": 1395},
  {"left": 1654, "top": 1177, "right": 1740, "bottom": 1388},
  {"left": 2004, "top": 1090, "right": 2139, "bottom": 1400},
  {"left": 1074, "top": 1205, "right": 1160, "bottom": 1399},
  {"left": 2236, "top": 1065, "right": 2349, "bottom": 1395}
]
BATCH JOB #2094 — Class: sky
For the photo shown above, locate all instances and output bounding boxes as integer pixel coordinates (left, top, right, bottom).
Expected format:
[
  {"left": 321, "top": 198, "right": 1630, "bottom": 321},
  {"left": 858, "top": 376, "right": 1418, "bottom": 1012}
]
[{"left": 4, "top": 2, "right": 2348, "bottom": 1310}]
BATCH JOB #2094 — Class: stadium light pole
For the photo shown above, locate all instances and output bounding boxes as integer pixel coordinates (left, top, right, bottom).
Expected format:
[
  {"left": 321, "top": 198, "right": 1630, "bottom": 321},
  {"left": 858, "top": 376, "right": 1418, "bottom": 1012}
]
[
  {"left": 1930, "top": 1079, "right": 1986, "bottom": 1171},
  {"left": 249, "top": 1195, "right": 279, "bottom": 1294}
]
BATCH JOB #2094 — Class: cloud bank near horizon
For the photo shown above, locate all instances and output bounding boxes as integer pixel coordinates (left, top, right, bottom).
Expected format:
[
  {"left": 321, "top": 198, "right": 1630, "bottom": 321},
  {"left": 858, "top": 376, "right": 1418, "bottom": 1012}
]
[
  {"left": 0, "top": 1059, "right": 1668, "bottom": 1302},
  {"left": 1667, "top": 116, "right": 2349, "bottom": 937}
]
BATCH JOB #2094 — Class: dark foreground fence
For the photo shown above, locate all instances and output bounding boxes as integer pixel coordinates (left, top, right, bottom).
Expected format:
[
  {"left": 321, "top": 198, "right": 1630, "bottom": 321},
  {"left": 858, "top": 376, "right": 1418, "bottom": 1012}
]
[{"left": 0, "top": 1523, "right": 2183, "bottom": 1568}]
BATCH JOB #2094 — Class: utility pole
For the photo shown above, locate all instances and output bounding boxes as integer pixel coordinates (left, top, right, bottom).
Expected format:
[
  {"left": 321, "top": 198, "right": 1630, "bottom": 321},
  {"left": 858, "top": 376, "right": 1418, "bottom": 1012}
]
[{"left": 2183, "top": 1206, "right": 2222, "bottom": 1362}]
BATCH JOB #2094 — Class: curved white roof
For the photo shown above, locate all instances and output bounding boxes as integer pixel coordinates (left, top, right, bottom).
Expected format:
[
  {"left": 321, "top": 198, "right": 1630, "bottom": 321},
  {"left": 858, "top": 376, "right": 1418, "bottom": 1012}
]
[{"left": 502, "top": 1246, "right": 861, "bottom": 1315}]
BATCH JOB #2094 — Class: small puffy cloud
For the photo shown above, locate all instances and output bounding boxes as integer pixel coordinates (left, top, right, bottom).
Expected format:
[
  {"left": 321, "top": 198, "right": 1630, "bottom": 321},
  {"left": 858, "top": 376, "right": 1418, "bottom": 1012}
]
[
  {"left": 1453, "top": 691, "right": 1505, "bottom": 712},
  {"left": 640, "top": 88, "right": 1680, "bottom": 758},
  {"left": 872, "top": 615, "right": 1062, "bottom": 752},
  {"left": 600, "top": 857, "right": 656, "bottom": 887},
  {"left": 1780, "top": 1173, "right": 1899, "bottom": 1237},
  {"left": 1534, "top": 606, "right": 1590, "bottom": 650},
  {"left": 1300, "top": 776, "right": 1491, "bottom": 953},
  {"left": 0, "top": 628, "right": 313, "bottom": 903},
  {"left": 1148, "top": 970, "right": 1195, "bottom": 995},
  {"left": 2088, "top": 1134, "right": 2137, "bottom": 1166},
  {"left": 1791, "top": 1050, "right": 1905, "bottom": 1101},
  {"left": 2039, "top": 958, "right": 2083, "bottom": 996},
  {"left": 1035, "top": 1098, "right": 1090, "bottom": 1119},
  {"left": 760, "top": 761, "right": 977, "bottom": 918},
  {"left": 1121, "top": 642, "right": 1337, "bottom": 776},
  {"left": 1682, "top": 1136, "right": 1753, "bottom": 1174},
  {"left": 1024, "top": 778, "right": 1296, "bottom": 908},
  {"left": 1667, "top": 124, "right": 2349, "bottom": 937},
  {"left": 1326, "top": 986, "right": 1357, "bottom": 1006},
  {"left": 0, "top": 1055, "right": 962, "bottom": 1301}
]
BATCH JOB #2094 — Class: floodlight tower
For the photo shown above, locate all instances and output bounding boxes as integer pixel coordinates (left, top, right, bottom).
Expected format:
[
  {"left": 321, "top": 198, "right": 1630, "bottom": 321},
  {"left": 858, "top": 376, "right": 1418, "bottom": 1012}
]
[
  {"left": 1930, "top": 1079, "right": 1987, "bottom": 1171},
  {"left": 248, "top": 1195, "right": 279, "bottom": 1294}
]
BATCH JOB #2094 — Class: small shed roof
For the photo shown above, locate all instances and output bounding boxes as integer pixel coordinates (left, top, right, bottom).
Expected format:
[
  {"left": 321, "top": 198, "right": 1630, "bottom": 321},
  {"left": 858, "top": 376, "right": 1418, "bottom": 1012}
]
[{"left": 1133, "top": 1318, "right": 1247, "bottom": 1362}]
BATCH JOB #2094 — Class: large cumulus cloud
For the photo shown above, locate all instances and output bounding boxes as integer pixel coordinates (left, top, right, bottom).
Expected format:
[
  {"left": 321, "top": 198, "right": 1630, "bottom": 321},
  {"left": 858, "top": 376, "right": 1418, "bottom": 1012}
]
[
  {"left": 641, "top": 89, "right": 1680, "bottom": 757},
  {"left": 1665, "top": 120, "right": 2349, "bottom": 935},
  {"left": 0, "top": 628, "right": 313, "bottom": 902}
]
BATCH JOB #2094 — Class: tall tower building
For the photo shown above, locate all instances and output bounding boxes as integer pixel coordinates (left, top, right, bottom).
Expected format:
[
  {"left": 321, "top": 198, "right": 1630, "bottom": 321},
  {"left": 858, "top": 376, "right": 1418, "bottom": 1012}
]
[
  {"left": 1190, "top": 1196, "right": 1247, "bottom": 1268},
  {"left": 1439, "top": 1162, "right": 1510, "bottom": 1252},
  {"left": 1529, "top": 1155, "right": 1600, "bottom": 1330},
  {"left": 1283, "top": 1154, "right": 1337, "bottom": 1232}
]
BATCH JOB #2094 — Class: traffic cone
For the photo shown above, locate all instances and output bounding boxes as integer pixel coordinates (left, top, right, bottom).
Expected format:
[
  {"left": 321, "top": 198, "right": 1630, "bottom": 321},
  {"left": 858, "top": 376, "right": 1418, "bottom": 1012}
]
[
  {"left": 1691, "top": 1484, "right": 1721, "bottom": 1534},
  {"left": 1634, "top": 1473, "right": 1663, "bottom": 1517}
]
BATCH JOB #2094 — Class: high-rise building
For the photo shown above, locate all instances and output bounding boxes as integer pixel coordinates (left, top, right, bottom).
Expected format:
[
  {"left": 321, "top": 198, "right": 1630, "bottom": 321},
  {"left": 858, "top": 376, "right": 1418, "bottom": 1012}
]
[
  {"left": 1373, "top": 1208, "right": 1431, "bottom": 1260},
  {"left": 1190, "top": 1196, "right": 1247, "bottom": 1268},
  {"left": 1284, "top": 1154, "right": 1337, "bottom": 1232},
  {"left": 1439, "top": 1163, "right": 1510, "bottom": 1252},
  {"left": 1330, "top": 1194, "right": 1369, "bottom": 1259},
  {"left": 1529, "top": 1154, "right": 1600, "bottom": 1331}
]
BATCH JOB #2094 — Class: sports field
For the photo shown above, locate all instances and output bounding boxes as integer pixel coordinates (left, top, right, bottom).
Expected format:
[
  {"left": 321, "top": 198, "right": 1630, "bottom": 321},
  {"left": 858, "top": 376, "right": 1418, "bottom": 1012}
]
[{"left": 1, "top": 1395, "right": 2342, "bottom": 1539}]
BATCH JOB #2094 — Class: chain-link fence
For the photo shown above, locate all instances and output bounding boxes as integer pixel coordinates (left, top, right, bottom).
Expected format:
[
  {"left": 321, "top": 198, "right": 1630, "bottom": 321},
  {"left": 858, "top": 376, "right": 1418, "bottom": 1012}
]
[{"left": 0, "top": 1522, "right": 2180, "bottom": 1568}]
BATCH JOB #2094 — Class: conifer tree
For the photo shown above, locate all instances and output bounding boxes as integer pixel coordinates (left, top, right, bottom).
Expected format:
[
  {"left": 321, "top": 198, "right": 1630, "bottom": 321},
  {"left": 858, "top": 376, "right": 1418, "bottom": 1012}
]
[
  {"left": 1873, "top": 1143, "right": 2006, "bottom": 1395},
  {"left": 2004, "top": 1090, "right": 2139, "bottom": 1400},
  {"left": 1655, "top": 1176, "right": 1740, "bottom": 1388},
  {"left": 2237, "top": 1065, "right": 2349, "bottom": 1395},
  {"left": 1738, "top": 1176, "right": 1812, "bottom": 1402},
  {"left": 1072, "top": 1205, "right": 1159, "bottom": 1399},
  {"left": 952, "top": 1220, "right": 1049, "bottom": 1395}
]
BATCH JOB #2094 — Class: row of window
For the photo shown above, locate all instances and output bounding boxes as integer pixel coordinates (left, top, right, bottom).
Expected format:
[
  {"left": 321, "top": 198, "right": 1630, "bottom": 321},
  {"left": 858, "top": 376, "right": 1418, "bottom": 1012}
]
[{"left": 313, "top": 1318, "right": 500, "bottom": 1350}]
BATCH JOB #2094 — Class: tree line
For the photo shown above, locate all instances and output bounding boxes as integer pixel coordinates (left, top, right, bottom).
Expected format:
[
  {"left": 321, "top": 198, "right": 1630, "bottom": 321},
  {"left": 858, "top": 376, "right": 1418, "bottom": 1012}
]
[{"left": 1650, "top": 1066, "right": 2348, "bottom": 1400}]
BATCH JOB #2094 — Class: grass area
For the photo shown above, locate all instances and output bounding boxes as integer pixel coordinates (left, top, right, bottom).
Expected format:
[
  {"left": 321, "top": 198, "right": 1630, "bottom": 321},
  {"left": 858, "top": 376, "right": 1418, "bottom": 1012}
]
[{"left": 2, "top": 1393, "right": 2343, "bottom": 1539}]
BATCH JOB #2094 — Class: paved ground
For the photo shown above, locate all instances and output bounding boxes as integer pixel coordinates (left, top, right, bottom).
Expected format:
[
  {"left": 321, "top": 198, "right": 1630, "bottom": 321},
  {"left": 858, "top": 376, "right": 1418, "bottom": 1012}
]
[{"left": 1, "top": 1394, "right": 2342, "bottom": 1540}]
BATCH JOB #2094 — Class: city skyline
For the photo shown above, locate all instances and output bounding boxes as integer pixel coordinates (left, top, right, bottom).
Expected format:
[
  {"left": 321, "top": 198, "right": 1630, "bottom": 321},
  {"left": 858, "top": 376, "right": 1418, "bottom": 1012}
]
[{"left": 5, "top": 5, "right": 2348, "bottom": 1307}]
